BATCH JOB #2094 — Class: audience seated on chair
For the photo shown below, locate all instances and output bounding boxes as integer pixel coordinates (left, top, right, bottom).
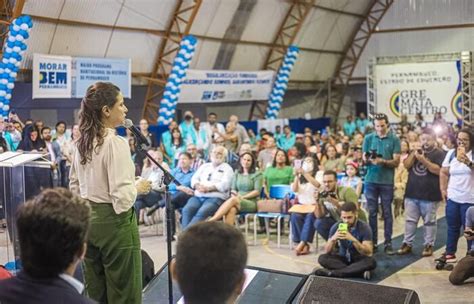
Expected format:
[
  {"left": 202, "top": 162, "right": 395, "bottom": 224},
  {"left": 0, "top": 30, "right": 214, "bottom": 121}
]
[
  {"left": 181, "top": 146, "right": 234, "bottom": 229},
  {"left": 290, "top": 154, "right": 321, "bottom": 256},
  {"left": 209, "top": 152, "right": 263, "bottom": 225},
  {"left": 133, "top": 149, "right": 170, "bottom": 224},
  {"left": 0, "top": 188, "right": 94, "bottom": 304}
]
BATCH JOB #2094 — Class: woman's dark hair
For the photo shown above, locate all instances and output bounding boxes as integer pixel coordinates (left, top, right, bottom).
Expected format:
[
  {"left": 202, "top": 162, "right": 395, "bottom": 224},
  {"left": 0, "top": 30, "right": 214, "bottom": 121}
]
[
  {"left": 304, "top": 135, "right": 314, "bottom": 146},
  {"left": 171, "top": 127, "right": 184, "bottom": 147},
  {"left": 77, "top": 82, "right": 121, "bottom": 165},
  {"left": 294, "top": 142, "right": 307, "bottom": 158},
  {"left": 55, "top": 120, "right": 67, "bottom": 130},
  {"left": 324, "top": 144, "right": 338, "bottom": 159},
  {"left": 17, "top": 124, "right": 45, "bottom": 151},
  {"left": 238, "top": 152, "right": 256, "bottom": 174},
  {"left": 400, "top": 139, "right": 410, "bottom": 152},
  {"left": 457, "top": 128, "right": 474, "bottom": 151},
  {"left": 299, "top": 154, "right": 319, "bottom": 184},
  {"left": 272, "top": 148, "right": 290, "bottom": 167}
]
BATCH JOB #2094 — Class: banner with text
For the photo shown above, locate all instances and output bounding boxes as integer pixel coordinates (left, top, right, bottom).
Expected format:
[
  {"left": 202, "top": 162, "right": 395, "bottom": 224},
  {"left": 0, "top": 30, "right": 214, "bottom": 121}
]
[
  {"left": 179, "top": 70, "right": 275, "bottom": 103},
  {"left": 33, "top": 54, "right": 72, "bottom": 99},
  {"left": 375, "top": 61, "right": 462, "bottom": 123},
  {"left": 73, "top": 57, "right": 131, "bottom": 98}
]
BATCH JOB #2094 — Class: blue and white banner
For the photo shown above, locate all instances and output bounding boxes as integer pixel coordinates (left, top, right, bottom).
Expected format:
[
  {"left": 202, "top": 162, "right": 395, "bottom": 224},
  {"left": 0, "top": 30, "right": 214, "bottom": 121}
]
[
  {"left": 178, "top": 69, "right": 275, "bottom": 103},
  {"left": 73, "top": 57, "right": 131, "bottom": 98},
  {"left": 32, "top": 54, "right": 72, "bottom": 99}
]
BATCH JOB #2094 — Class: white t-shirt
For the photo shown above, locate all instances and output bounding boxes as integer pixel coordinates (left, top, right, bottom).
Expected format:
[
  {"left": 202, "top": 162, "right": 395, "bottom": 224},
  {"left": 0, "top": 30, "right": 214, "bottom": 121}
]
[
  {"left": 297, "top": 181, "right": 317, "bottom": 205},
  {"left": 442, "top": 149, "right": 474, "bottom": 204}
]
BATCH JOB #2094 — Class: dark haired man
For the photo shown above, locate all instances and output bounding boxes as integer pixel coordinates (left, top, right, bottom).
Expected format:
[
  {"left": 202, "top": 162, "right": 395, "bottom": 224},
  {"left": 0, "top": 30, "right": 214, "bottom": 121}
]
[
  {"left": 203, "top": 112, "right": 225, "bottom": 147},
  {"left": 314, "top": 202, "right": 376, "bottom": 280},
  {"left": 313, "top": 170, "right": 363, "bottom": 241},
  {"left": 42, "top": 126, "right": 62, "bottom": 187},
  {"left": 277, "top": 125, "right": 296, "bottom": 152},
  {"left": 397, "top": 128, "right": 446, "bottom": 257},
  {"left": 171, "top": 221, "right": 247, "bottom": 304},
  {"left": 0, "top": 188, "right": 94, "bottom": 303},
  {"left": 363, "top": 113, "right": 401, "bottom": 254}
]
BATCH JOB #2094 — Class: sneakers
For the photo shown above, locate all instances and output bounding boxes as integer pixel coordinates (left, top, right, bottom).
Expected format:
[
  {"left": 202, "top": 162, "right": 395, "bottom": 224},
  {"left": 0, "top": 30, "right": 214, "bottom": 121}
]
[
  {"left": 422, "top": 245, "right": 433, "bottom": 257},
  {"left": 384, "top": 243, "right": 395, "bottom": 255},
  {"left": 397, "top": 243, "right": 412, "bottom": 255},
  {"left": 313, "top": 268, "right": 333, "bottom": 277},
  {"left": 363, "top": 270, "right": 372, "bottom": 281},
  {"left": 436, "top": 252, "right": 457, "bottom": 263}
]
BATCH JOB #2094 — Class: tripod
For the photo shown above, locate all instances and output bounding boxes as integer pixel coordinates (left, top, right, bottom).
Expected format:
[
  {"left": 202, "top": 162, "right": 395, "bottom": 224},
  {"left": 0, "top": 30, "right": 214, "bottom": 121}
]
[{"left": 135, "top": 142, "right": 180, "bottom": 304}]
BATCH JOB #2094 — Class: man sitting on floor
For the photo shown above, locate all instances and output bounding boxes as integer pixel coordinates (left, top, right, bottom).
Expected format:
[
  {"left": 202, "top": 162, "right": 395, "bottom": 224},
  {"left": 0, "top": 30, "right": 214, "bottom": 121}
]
[
  {"left": 171, "top": 221, "right": 247, "bottom": 304},
  {"left": 0, "top": 188, "right": 94, "bottom": 303},
  {"left": 314, "top": 201, "right": 376, "bottom": 280}
]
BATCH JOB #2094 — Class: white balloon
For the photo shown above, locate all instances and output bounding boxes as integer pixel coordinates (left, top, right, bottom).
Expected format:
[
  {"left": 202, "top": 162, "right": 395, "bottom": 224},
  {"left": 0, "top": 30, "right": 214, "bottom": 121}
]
[
  {"left": 14, "top": 62, "right": 20, "bottom": 67},
  {"left": 9, "top": 58, "right": 17, "bottom": 64},
  {"left": 7, "top": 83, "right": 14, "bottom": 89},
  {"left": 8, "top": 36, "right": 15, "bottom": 42},
  {"left": 0, "top": 92, "right": 5, "bottom": 97},
  {"left": 0, "top": 69, "right": 4, "bottom": 74},
  {"left": 0, "top": 79, "right": 7, "bottom": 85},
  {"left": 12, "top": 46, "right": 21, "bottom": 52},
  {"left": 19, "top": 51, "right": 25, "bottom": 56},
  {"left": 10, "top": 72, "right": 17, "bottom": 78},
  {"left": 13, "top": 25, "right": 20, "bottom": 31},
  {"left": 2, "top": 105, "right": 9, "bottom": 111},
  {"left": 5, "top": 47, "right": 12, "bottom": 53},
  {"left": 15, "top": 35, "right": 23, "bottom": 41},
  {"left": 20, "top": 24, "right": 28, "bottom": 30},
  {"left": 2, "top": 58, "right": 8, "bottom": 64},
  {"left": 5, "top": 94, "right": 11, "bottom": 99},
  {"left": 0, "top": 102, "right": 3, "bottom": 108}
]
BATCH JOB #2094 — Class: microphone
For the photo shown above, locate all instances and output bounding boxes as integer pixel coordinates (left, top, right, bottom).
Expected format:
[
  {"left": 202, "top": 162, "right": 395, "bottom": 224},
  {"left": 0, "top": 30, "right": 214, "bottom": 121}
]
[{"left": 123, "top": 119, "right": 149, "bottom": 147}]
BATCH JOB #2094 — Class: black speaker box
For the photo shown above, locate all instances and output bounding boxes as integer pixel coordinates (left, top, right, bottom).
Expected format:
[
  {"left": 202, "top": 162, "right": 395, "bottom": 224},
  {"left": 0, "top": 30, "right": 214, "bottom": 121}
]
[{"left": 296, "top": 275, "right": 420, "bottom": 304}]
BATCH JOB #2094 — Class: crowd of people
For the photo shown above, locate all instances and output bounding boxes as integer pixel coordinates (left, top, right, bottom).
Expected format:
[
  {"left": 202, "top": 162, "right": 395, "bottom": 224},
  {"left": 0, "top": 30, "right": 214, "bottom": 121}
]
[{"left": 1, "top": 84, "right": 474, "bottom": 298}]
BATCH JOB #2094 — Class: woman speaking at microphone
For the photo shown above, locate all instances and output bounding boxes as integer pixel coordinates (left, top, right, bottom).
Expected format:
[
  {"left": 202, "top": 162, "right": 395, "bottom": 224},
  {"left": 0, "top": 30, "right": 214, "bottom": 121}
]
[{"left": 69, "top": 82, "right": 149, "bottom": 303}]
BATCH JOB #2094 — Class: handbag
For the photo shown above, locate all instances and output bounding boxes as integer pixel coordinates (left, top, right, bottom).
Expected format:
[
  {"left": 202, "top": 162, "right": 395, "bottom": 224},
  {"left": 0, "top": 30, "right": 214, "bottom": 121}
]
[{"left": 257, "top": 198, "right": 284, "bottom": 213}]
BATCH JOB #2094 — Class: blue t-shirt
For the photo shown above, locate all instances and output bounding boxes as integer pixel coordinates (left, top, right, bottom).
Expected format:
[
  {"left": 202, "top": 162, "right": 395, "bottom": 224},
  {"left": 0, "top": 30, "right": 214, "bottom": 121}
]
[
  {"left": 329, "top": 220, "right": 372, "bottom": 262},
  {"left": 169, "top": 167, "right": 195, "bottom": 192},
  {"left": 363, "top": 131, "right": 401, "bottom": 185}
]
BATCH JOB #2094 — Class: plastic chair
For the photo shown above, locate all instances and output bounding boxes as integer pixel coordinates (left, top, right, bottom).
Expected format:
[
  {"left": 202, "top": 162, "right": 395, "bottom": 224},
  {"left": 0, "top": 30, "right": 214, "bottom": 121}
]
[{"left": 250, "top": 185, "right": 293, "bottom": 248}]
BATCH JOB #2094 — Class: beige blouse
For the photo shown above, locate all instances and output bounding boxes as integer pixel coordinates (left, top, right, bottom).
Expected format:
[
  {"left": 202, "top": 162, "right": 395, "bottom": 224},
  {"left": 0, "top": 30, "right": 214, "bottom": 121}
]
[{"left": 69, "top": 128, "right": 137, "bottom": 214}]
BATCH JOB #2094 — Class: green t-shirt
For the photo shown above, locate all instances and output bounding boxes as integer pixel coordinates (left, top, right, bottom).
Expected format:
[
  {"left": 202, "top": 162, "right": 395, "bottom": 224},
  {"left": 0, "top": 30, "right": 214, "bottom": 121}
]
[
  {"left": 363, "top": 131, "right": 401, "bottom": 185},
  {"left": 263, "top": 166, "right": 294, "bottom": 189},
  {"left": 232, "top": 171, "right": 263, "bottom": 201}
]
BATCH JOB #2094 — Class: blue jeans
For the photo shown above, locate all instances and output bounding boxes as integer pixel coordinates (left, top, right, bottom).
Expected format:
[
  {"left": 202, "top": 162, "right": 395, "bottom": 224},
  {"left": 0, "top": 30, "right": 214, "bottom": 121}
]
[
  {"left": 365, "top": 182, "right": 394, "bottom": 245},
  {"left": 134, "top": 190, "right": 162, "bottom": 218},
  {"left": 446, "top": 199, "right": 473, "bottom": 255},
  {"left": 314, "top": 217, "right": 337, "bottom": 241},
  {"left": 291, "top": 212, "right": 316, "bottom": 243},
  {"left": 181, "top": 196, "right": 224, "bottom": 229},
  {"left": 403, "top": 198, "right": 440, "bottom": 246}
]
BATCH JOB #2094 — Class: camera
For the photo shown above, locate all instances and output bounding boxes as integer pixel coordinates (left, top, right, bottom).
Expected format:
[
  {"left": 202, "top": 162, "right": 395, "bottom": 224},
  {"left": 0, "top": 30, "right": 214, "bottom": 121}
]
[
  {"left": 320, "top": 191, "right": 337, "bottom": 199},
  {"left": 365, "top": 149, "right": 378, "bottom": 160}
]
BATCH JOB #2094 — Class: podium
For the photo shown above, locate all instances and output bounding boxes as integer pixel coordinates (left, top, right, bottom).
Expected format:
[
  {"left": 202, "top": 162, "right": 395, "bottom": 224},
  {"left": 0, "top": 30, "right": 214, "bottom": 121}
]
[{"left": 0, "top": 151, "right": 52, "bottom": 270}]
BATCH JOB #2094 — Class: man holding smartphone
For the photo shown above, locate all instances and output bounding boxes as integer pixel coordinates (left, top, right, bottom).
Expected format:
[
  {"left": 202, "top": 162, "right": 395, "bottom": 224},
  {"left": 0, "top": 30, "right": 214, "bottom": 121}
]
[{"left": 313, "top": 202, "right": 376, "bottom": 280}]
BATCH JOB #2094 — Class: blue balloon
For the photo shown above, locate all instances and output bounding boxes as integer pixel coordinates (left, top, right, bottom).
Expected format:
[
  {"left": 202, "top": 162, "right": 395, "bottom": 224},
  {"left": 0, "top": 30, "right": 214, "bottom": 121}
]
[
  {"left": 19, "top": 30, "right": 29, "bottom": 39},
  {"left": 6, "top": 41, "right": 15, "bottom": 48},
  {"left": 7, "top": 77, "right": 15, "bottom": 83},
  {"left": 20, "top": 43, "right": 27, "bottom": 51},
  {"left": 1, "top": 73, "right": 9, "bottom": 79},
  {"left": 27, "top": 20, "right": 33, "bottom": 28},
  {"left": 6, "top": 88, "right": 12, "bottom": 94},
  {"left": 23, "top": 15, "right": 32, "bottom": 23},
  {"left": 6, "top": 63, "right": 15, "bottom": 70},
  {"left": 14, "top": 18, "right": 22, "bottom": 26},
  {"left": 3, "top": 53, "right": 11, "bottom": 59},
  {"left": 9, "top": 30, "right": 19, "bottom": 37},
  {"left": 0, "top": 85, "right": 6, "bottom": 91}
]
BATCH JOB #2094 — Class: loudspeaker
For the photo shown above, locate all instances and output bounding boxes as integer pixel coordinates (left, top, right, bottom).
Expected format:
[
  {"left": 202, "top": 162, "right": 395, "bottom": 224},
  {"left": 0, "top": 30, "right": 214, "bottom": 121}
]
[
  {"left": 141, "top": 249, "right": 155, "bottom": 288},
  {"left": 296, "top": 275, "right": 420, "bottom": 304}
]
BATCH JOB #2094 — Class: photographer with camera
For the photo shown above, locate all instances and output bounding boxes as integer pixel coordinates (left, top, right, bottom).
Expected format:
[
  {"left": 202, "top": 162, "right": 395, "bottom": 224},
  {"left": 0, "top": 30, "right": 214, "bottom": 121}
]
[
  {"left": 313, "top": 171, "right": 363, "bottom": 241},
  {"left": 363, "top": 113, "right": 401, "bottom": 254},
  {"left": 397, "top": 128, "right": 446, "bottom": 257},
  {"left": 449, "top": 206, "right": 474, "bottom": 285},
  {"left": 314, "top": 201, "right": 376, "bottom": 280}
]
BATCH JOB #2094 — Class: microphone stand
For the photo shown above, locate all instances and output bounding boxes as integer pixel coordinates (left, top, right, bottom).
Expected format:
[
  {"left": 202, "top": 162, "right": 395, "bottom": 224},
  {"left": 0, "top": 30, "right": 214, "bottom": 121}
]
[{"left": 134, "top": 137, "right": 180, "bottom": 304}]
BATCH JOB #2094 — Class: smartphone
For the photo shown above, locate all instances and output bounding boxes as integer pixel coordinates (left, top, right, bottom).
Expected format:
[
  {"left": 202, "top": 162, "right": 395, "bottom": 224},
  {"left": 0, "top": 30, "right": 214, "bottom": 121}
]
[
  {"left": 338, "top": 223, "right": 348, "bottom": 233},
  {"left": 458, "top": 146, "right": 466, "bottom": 156}
]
